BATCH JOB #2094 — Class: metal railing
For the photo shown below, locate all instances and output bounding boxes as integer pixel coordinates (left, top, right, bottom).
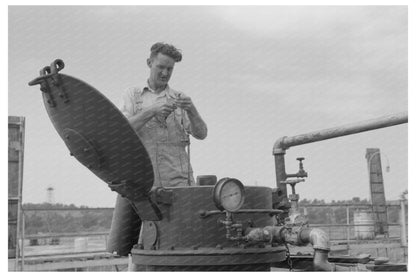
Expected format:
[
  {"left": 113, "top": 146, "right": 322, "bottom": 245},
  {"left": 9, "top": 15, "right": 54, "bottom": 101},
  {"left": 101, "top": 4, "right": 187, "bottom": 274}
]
[
  {"left": 15, "top": 207, "right": 115, "bottom": 271},
  {"left": 300, "top": 201, "right": 408, "bottom": 254}
]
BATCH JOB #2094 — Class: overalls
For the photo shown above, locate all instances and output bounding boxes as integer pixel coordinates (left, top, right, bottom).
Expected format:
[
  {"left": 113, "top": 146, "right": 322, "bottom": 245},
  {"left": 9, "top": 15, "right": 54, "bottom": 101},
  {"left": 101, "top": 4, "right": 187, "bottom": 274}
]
[{"left": 132, "top": 87, "right": 195, "bottom": 187}]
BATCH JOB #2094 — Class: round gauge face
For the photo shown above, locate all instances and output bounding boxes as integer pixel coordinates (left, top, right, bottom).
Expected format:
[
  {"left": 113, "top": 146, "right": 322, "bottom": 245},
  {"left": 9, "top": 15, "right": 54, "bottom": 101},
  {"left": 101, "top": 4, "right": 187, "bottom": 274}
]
[{"left": 213, "top": 178, "right": 245, "bottom": 212}]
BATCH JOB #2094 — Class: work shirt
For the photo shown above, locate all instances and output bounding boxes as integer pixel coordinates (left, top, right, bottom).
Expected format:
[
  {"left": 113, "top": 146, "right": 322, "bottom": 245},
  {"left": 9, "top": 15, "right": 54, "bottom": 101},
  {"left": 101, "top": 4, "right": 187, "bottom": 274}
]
[{"left": 119, "top": 85, "right": 196, "bottom": 187}]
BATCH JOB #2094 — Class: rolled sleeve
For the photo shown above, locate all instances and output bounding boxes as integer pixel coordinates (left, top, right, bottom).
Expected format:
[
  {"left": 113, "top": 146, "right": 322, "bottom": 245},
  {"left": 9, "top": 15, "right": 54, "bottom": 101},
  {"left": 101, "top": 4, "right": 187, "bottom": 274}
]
[{"left": 119, "top": 88, "right": 135, "bottom": 119}]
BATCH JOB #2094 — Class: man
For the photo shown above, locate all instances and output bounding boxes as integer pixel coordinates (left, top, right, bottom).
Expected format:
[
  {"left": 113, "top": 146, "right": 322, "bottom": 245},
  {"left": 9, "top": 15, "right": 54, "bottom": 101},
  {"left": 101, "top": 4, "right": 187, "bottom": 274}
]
[
  {"left": 108, "top": 43, "right": 207, "bottom": 260},
  {"left": 120, "top": 42, "right": 207, "bottom": 187}
]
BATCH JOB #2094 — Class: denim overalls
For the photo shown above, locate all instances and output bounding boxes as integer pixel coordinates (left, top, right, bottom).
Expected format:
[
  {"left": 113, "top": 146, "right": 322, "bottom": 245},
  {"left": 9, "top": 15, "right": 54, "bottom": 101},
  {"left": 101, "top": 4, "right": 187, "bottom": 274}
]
[{"left": 129, "top": 86, "right": 195, "bottom": 187}]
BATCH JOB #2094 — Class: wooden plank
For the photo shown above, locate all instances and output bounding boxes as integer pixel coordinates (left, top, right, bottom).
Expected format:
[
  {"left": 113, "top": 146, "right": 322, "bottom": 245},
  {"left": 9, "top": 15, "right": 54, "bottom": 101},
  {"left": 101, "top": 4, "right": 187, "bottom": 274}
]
[
  {"left": 21, "top": 257, "right": 128, "bottom": 271},
  {"left": 8, "top": 116, "right": 25, "bottom": 261},
  {"left": 8, "top": 224, "right": 17, "bottom": 257},
  {"left": 8, "top": 199, "right": 18, "bottom": 221},
  {"left": 25, "top": 231, "right": 110, "bottom": 239},
  {"left": 8, "top": 162, "right": 19, "bottom": 197}
]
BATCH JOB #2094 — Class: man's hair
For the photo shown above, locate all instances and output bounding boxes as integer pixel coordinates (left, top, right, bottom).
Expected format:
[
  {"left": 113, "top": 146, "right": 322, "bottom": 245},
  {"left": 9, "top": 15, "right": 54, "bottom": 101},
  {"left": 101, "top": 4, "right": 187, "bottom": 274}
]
[{"left": 150, "top": 42, "right": 182, "bottom": 62}]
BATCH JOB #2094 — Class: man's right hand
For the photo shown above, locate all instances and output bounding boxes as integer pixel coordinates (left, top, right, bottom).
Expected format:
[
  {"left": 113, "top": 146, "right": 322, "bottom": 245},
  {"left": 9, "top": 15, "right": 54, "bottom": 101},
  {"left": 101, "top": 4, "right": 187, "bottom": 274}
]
[{"left": 150, "top": 101, "right": 177, "bottom": 118}]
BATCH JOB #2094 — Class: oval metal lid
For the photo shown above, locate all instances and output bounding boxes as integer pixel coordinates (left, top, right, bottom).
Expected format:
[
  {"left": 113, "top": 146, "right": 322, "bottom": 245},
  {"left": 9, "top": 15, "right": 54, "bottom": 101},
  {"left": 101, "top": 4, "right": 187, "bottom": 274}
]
[{"left": 32, "top": 71, "right": 154, "bottom": 200}]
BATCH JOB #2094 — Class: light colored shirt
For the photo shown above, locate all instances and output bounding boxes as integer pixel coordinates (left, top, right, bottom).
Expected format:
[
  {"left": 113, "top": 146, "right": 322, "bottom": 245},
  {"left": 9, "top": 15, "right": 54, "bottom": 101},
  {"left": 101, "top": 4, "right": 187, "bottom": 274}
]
[{"left": 119, "top": 85, "right": 195, "bottom": 187}]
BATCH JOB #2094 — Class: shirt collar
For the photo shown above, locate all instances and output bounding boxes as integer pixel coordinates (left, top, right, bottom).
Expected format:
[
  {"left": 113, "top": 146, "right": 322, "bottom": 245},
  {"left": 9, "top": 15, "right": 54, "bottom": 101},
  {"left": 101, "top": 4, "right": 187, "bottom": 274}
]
[{"left": 142, "top": 81, "right": 174, "bottom": 99}]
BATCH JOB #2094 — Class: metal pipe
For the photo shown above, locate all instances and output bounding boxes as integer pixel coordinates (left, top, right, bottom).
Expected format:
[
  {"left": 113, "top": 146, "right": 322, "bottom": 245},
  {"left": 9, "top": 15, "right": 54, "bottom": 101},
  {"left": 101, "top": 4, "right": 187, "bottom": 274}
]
[
  {"left": 272, "top": 112, "right": 408, "bottom": 210},
  {"left": 273, "top": 112, "right": 407, "bottom": 153},
  {"left": 400, "top": 199, "right": 407, "bottom": 247},
  {"left": 299, "top": 228, "right": 330, "bottom": 251},
  {"left": 273, "top": 154, "right": 289, "bottom": 210},
  {"left": 244, "top": 226, "right": 339, "bottom": 271},
  {"left": 346, "top": 206, "right": 350, "bottom": 255},
  {"left": 198, "top": 208, "right": 283, "bottom": 218},
  {"left": 299, "top": 228, "right": 335, "bottom": 271}
]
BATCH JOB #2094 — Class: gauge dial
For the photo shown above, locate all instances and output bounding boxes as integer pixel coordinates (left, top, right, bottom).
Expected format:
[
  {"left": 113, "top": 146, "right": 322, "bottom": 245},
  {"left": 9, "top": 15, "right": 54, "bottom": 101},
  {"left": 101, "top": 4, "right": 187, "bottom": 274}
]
[{"left": 213, "top": 178, "right": 245, "bottom": 212}]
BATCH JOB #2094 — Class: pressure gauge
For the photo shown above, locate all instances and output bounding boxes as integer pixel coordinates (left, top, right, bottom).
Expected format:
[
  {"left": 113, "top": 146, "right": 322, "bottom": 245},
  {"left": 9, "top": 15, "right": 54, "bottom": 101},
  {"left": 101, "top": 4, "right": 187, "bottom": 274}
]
[{"left": 213, "top": 178, "right": 245, "bottom": 212}]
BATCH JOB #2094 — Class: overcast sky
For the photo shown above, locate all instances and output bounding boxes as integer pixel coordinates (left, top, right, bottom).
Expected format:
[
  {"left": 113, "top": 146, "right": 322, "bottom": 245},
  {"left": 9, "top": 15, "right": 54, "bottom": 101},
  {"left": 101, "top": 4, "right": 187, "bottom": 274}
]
[{"left": 8, "top": 6, "right": 408, "bottom": 207}]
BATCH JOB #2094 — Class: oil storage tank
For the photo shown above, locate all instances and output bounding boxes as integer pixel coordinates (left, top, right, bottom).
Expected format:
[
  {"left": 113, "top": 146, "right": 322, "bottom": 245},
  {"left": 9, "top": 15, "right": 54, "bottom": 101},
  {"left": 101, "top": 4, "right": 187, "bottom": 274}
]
[{"left": 354, "top": 210, "right": 375, "bottom": 240}]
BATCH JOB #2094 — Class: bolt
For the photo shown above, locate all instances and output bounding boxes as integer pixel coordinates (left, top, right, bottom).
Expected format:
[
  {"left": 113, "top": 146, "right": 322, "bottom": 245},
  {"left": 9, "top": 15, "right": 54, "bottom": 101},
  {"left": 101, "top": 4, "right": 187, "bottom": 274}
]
[
  {"left": 170, "top": 246, "right": 175, "bottom": 250},
  {"left": 69, "top": 152, "right": 73, "bottom": 156}
]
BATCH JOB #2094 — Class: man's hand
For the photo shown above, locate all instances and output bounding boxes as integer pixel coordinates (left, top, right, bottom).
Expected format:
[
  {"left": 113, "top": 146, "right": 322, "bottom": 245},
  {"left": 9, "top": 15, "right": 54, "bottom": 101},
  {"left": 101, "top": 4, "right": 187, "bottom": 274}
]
[
  {"left": 174, "top": 92, "right": 207, "bottom": 140},
  {"left": 174, "top": 94, "right": 194, "bottom": 112},
  {"left": 150, "top": 101, "right": 177, "bottom": 118}
]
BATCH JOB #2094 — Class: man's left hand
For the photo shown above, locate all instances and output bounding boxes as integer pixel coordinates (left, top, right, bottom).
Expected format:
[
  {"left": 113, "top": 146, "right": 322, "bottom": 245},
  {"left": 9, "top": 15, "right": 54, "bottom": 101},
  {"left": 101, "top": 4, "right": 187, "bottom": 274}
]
[{"left": 174, "top": 94, "right": 194, "bottom": 112}]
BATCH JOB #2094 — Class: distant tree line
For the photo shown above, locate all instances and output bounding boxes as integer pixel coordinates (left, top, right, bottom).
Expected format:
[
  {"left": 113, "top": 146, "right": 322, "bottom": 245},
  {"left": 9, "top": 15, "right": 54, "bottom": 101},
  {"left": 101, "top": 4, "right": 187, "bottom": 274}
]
[
  {"left": 22, "top": 198, "right": 405, "bottom": 235},
  {"left": 22, "top": 203, "right": 114, "bottom": 235},
  {"left": 299, "top": 198, "right": 403, "bottom": 225}
]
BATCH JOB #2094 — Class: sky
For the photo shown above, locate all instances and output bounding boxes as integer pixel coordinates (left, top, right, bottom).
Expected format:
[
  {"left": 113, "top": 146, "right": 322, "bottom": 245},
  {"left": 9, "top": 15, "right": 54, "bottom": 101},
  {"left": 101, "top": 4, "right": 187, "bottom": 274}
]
[{"left": 8, "top": 5, "right": 408, "bottom": 207}]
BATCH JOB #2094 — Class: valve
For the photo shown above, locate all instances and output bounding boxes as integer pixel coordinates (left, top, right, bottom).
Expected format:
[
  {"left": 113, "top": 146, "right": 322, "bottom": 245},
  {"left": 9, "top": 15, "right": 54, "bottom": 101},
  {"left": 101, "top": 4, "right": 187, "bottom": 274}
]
[
  {"left": 280, "top": 177, "right": 307, "bottom": 226},
  {"left": 286, "top": 157, "right": 308, "bottom": 178},
  {"left": 296, "top": 157, "right": 307, "bottom": 177}
]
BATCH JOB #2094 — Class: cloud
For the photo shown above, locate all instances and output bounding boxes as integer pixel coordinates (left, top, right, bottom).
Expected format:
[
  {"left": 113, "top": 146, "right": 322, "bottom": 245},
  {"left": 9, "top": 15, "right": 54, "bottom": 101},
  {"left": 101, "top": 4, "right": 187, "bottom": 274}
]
[{"left": 212, "top": 6, "right": 406, "bottom": 38}]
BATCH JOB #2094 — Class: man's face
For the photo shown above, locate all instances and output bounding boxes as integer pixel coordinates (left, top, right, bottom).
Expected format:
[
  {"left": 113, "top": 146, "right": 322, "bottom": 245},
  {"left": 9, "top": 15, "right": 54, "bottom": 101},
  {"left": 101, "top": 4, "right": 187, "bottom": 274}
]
[{"left": 147, "top": 53, "right": 176, "bottom": 89}]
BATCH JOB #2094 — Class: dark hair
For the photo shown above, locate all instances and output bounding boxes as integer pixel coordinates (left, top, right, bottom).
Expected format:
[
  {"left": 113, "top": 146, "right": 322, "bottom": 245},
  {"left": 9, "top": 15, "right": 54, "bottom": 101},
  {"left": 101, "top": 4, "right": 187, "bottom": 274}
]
[{"left": 150, "top": 42, "right": 182, "bottom": 62}]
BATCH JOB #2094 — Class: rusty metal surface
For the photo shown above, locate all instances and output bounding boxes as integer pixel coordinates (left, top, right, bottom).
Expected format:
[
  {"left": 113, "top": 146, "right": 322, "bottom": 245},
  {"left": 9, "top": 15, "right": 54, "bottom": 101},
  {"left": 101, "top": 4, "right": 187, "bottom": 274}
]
[
  {"left": 198, "top": 208, "right": 283, "bottom": 218},
  {"left": 132, "top": 247, "right": 287, "bottom": 267},
  {"left": 151, "top": 186, "right": 275, "bottom": 249},
  {"left": 131, "top": 185, "right": 287, "bottom": 269},
  {"left": 273, "top": 112, "right": 407, "bottom": 153},
  {"left": 28, "top": 60, "right": 154, "bottom": 201}
]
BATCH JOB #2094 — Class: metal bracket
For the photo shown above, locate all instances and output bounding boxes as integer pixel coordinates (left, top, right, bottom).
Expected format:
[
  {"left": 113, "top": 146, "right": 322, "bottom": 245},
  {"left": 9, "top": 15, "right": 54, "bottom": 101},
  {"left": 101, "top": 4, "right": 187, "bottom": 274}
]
[
  {"left": 49, "top": 59, "right": 69, "bottom": 103},
  {"left": 108, "top": 180, "right": 163, "bottom": 221},
  {"left": 152, "top": 187, "right": 173, "bottom": 205},
  {"left": 108, "top": 180, "right": 141, "bottom": 199},
  {"left": 28, "top": 59, "right": 68, "bottom": 107}
]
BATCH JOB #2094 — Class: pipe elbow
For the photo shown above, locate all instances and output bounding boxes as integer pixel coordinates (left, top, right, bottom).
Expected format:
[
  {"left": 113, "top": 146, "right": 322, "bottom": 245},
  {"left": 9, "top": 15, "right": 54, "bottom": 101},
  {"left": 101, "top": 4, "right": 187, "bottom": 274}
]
[
  {"left": 313, "top": 249, "right": 335, "bottom": 271},
  {"left": 299, "top": 228, "right": 334, "bottom": 271},
  {"left": 273, "top": 136, "right": 288, "bottom": 154},
  {"left": 307, "top": 228, "right": 331, "bottom": 251}
]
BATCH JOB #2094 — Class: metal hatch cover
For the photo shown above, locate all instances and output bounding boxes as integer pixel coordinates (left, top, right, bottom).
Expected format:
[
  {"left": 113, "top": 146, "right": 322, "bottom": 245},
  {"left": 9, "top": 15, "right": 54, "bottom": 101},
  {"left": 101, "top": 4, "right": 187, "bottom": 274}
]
[{"left": 28, "top": 59, "right": 154, "bottom": 202}]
